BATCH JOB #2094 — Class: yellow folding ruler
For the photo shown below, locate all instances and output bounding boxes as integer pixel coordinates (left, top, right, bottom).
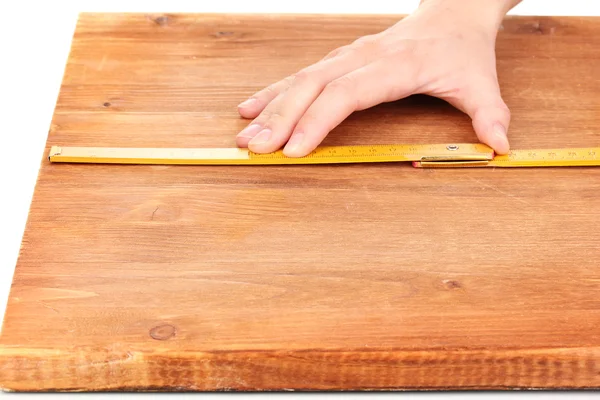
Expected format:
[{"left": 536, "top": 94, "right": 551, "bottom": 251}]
[{"left": 48, "top": 144, "right": 600, "bottom": 168}]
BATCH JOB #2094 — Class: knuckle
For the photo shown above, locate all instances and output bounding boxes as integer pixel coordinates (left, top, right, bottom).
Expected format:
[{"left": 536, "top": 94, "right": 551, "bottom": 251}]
[
  {"left": 324, "top": 76, "right": 359, "bottom": 111},
  {"left": 352, "top": 33, "right": 378, "bottom": 47},
  {"left": 499, "top": 104, "right": 511, "bottom": 120},
  {"left": 394, "top": 40, "right": 415, "bottom": 56},
  {"left": 291, "top": 69, "right": 310, "bottom": 82},
  {"left": 259, "top": 109, "right": 285, "bottom": 127},
  {"left": 322, "top": 50, "right": 337, "bottom": 60},
  {"left": 261, "top": 76, "right": 294, "bottom": 97},
  {"left": 347, "top": 37, "right": 388, "bottom": 65},
  {"left": 260, "top": 107, "right": 282, "bottom": 121},
  {"left": 327, "top": 75, "right": 356, "bottom": 93},
  {"left": 323, "top": 45, "right": 349, "bottom": 60},
  {"left": 291, "top": 68, "right": 321, "bottom": 88},
  {"left": 379, "top": 39, "right": 416, "bottom": 62},
  {"left": 353, "top": 34, "right": 384, "bottom": 53},
  {"left": 261, "top": 84, "right": 279, "bottom": 97},
  {"left": 282, "top": 75, "right": 295, "bottom": 88}
]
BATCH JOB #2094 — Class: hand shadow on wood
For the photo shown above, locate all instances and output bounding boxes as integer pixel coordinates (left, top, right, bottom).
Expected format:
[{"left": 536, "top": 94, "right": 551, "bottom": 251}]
[{"left": 319, "top": 94, "right": 477, "bottom": 147}]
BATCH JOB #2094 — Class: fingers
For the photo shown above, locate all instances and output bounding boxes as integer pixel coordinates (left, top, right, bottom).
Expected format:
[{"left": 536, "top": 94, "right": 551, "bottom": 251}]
[
  {"left": 456, "top": 74, "right": 511, "bottom": 155},
  {"left": 237, "top": 76, "right": 293, "bottom": 119},
  {"left": 236, "top": 42, "right": 358, "bottom": 120},
  {"left": 283, "top": 59, "right": 418, "bottom": 157},
  {"left": 235, "top": 92, "right": 285, "bottom": 148},
  {"left": 471, "top": 102, "right": 511, "bottom": 155},
  {"left": 239, "top": 50, "right": 376, "bottom": 154}
]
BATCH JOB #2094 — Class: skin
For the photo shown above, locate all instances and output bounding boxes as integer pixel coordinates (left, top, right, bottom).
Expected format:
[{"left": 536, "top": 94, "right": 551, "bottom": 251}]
[{"left": 235, "top": 0, "right": 524, "bottom": 157}]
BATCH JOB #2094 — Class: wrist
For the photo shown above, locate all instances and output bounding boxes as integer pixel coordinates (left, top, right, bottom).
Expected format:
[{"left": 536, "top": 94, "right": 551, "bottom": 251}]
[{"left": 416, "top": 0, "right": 516, "bottom": 35}]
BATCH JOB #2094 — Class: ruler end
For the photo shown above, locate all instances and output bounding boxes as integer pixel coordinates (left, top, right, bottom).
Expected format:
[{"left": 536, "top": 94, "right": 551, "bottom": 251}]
[{"left": 48, "top": 146, "right": 62, "bottom": 161}]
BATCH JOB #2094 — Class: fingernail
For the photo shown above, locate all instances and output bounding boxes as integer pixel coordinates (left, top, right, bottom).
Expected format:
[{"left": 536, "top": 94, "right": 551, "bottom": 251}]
[
  {"left": 492, "top": 123, "right": 510, "bottom": 154},
  {"left": 238, "top": 98, "right": 256, "bottom": 108},
  {"left": 283, "top": 132, "right": 304, "bottom": 156},
  {"left": 249, "top": 128, "right": 272, "bottom": 145},
  {"left": 237, "top": 123, "right": 262, "bottom": 139},
  {"left": 493, "top": 123, "right": 507, "bottom": 138}
]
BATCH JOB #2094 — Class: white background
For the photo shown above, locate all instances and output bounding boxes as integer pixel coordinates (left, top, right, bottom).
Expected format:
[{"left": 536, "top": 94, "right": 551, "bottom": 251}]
[{"left": 1, "top": 1, "right": 599, "bottom": 398}]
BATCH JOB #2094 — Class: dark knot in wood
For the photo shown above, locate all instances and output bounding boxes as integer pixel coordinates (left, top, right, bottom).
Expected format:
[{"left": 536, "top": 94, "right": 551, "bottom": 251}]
[{"left": 149, "top": 324, "right": 177, "bottom": 340}]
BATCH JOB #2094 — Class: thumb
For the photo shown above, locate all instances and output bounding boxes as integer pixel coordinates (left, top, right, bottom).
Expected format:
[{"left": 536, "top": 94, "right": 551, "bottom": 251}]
[{"left": 456, "top": 76, "right": 512, "bottom": 155}]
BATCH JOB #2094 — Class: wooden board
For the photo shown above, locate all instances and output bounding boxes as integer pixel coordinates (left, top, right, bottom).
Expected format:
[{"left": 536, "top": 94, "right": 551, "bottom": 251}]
[{"left": 1, "top": 12, "right": 599, "bottom": 392}]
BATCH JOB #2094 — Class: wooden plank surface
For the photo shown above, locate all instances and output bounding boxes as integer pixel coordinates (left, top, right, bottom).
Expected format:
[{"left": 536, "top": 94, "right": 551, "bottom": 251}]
[{"left": 1, "top": 12, "right": 599, "bottom": 391}]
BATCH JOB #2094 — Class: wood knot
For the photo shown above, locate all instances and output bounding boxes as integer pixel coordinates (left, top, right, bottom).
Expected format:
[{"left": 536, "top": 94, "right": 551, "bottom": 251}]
[
  {"left": 516, "top": 20, "right": 558, "bottom": 35},
  {"left": 214, "top": 31, "right": 234, "bottom": 37},
  {"left": 210, "top": 31, "right": 245, "bottom": 40},
  {"left": 149, "top": 324, "right": 177, "bottom": 340},
  {"left": 442, "top": 279, "right": 462, "bottom": 290},
  {"left": 531, "top": 21, "right": 547, "bottom": 34},
  {"left": 151, "top": 15, "right": 170, "bottom": 26},
  {"left": 103, "top": 102, "right": 111, "bottom": 107}
]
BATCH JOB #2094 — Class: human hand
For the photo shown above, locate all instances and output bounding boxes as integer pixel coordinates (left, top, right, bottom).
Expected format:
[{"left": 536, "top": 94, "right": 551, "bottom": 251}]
[{"left": 235, "top": 0, "right": 521, "bottom": 157}]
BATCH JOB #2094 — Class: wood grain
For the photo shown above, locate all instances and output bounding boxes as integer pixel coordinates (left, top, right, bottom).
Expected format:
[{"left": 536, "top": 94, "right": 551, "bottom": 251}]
[{"left": 1, "top": 12, "right": 599, "bottom": 391}]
